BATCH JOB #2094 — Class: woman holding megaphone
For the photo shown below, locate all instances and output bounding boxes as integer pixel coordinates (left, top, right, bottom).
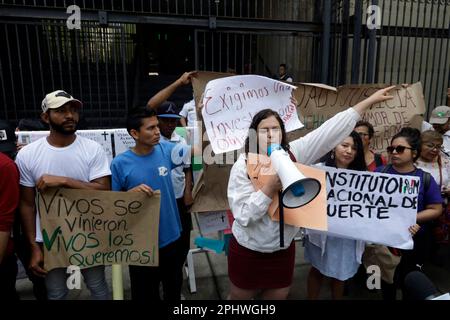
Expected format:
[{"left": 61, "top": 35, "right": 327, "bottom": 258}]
[{"left": 226, "top": 86, "right": 395, "bottom": 300}]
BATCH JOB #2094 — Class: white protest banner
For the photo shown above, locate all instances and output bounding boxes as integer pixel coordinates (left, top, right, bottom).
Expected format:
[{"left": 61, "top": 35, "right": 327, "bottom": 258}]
[
  {"left": 202, "top": 75, "right": 302, "bottom": 154},
  {"left": 112, "top": 128, "right": 135, "bottom": 156},
  {"left": 322, "top": 167, "right": 419, "bottom": 249},
  {"left": 196, "top": 211, "right": 230, "bottom": 234}
]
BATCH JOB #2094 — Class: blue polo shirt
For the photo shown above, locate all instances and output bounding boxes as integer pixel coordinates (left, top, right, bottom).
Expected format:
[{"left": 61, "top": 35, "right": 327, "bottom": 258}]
[{"left": 111, "top": 140, "right": 190, "bottom": 248}]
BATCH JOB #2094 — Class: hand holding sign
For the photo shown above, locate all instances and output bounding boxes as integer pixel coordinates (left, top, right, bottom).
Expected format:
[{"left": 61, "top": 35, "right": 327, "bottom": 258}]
[
  {"left": 36, "top": 174, "right": 67, "bottom": 191},
  {"left": 128, "top": 184, "right": 154, "bottom": 197}
]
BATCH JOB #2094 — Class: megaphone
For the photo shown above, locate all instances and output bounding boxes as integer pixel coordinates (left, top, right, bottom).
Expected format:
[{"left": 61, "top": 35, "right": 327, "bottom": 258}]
[{"left": 268, "top": 144, "right": 321, "bottom": 208}]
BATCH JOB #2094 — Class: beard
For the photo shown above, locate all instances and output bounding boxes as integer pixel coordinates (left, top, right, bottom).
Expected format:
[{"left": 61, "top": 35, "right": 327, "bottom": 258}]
[{"left": 48, "top": 118, "right": 78, "bottom": 135}]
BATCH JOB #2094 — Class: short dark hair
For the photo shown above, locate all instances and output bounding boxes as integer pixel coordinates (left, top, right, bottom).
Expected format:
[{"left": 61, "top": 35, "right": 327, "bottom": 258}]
[
  {"left": 323, "top": 131, "right": 367, "bottom": 171},
  {"left": 244, "top": 109, "right": 288, "bottom": 154},
  {"left": 355, "top": 120, "right": 375, "bottom": 139},
  {"left": 279, "top": 63, "right": 287, "bottom": 69},
  {"left": 391, "top": 127, "right": 421, "bottom": 161},
  {"left": 126, "top": 107, "right": 157, "bottom": 135}
]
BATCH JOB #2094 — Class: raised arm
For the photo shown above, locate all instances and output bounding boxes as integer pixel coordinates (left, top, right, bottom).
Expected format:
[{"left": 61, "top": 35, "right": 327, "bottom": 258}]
[
  {"left": 147, "top": 71, "right": 197, "bottom": 109},
  {"left": 290, "top": 86, "right": 395, "bottom": 164}
]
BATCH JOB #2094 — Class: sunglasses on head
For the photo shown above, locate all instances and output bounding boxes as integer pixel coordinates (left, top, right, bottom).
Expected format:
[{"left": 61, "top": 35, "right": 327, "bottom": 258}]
[{"left": 386, "top": 145, "right": 414, "bottom": 154}]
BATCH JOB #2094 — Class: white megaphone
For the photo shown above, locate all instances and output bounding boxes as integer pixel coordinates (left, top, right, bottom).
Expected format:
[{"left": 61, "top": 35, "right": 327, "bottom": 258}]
[{"left": 268, "top": 144, "right": 321, "bottom": 208}]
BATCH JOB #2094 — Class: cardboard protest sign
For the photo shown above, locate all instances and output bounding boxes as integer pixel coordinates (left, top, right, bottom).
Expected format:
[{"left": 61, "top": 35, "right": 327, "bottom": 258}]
[
  {"left": 246, "top": 152, "right": 328, "bottom": 231},
  {"left": 202, "top": 75, "right": 301, "bottom": 154},
  {"left": 322, "top": 167, "right": 419, "bottom": 249},
  {"left": 293, "top": 82, "right": 426, "bottom": 155},
  {"left": 38, "top": 188, "right": 160, "bottom": 271}
]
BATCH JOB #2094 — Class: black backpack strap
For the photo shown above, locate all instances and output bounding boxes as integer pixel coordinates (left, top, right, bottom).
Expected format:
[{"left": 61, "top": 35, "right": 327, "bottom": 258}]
[
  {"left": 422, "top": 171, "right": 431, "bottom": 193},
  {"left": 374, "top": 153, "right": 383, "bottom": 167},
  {"left": 380, "top": 164, "right": 392, "bottom": 173}
]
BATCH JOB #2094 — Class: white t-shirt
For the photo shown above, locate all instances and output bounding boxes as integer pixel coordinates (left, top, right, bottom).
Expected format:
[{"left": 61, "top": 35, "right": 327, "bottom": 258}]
[
  {"left": 179, "top": 99, "right": 197, "bottom": 127},
  {"left": 15, "top": 135, "right": 111, "bottom": 242},
  {"left": 161, "top": 132, "right": 190, "bottom": 199}
]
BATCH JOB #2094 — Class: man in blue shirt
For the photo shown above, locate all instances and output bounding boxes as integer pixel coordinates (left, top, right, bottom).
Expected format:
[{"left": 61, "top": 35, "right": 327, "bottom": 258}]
[{"left": 111, "top": 107, "right": 190, "bottom": 301}]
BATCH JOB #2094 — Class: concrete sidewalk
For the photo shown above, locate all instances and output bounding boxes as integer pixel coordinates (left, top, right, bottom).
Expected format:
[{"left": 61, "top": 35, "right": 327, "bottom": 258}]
[{"left": 15, "top": 222, "right": 450, "bottom": 300}]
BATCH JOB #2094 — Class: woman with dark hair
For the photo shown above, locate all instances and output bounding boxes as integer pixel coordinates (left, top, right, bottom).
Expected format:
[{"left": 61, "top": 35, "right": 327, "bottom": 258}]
[
  {"left": 304, "top": 131, "right": 367, "bottom": 300},
  {"left": 375, "top": 127, "right": 443, "bottom": 299},
  {"left": 227, "top": 86, "right": 395, "bottom": 300},
  {"left": 354, "top": 120, "right": 387, "bottom": 171}
]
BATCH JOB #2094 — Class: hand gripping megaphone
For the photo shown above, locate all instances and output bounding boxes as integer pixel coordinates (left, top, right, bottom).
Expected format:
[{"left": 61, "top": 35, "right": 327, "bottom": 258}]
[
  {"left": 268, "top": 144, "right": 321, "bottom": 208},
  {"left": 267, "top": 144, "right": 322, "bottom": 247}
]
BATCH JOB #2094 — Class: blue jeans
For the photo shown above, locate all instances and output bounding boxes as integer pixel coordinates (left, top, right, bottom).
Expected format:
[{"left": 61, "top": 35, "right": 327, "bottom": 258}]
[{"left": 45, "top": 266, "right": 110, "bottom": 300}]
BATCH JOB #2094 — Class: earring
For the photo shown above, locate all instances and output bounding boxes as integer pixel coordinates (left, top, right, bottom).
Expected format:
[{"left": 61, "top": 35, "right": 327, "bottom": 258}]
[{"left": 330, "top": 151, "right": 335, "bottom": 159}]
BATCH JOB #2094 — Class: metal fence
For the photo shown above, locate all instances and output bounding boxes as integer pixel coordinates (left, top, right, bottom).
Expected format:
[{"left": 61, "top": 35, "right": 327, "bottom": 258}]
[
  {"left": 0, "top": 20, "right": 134, "bottom": 126},
  {"left": 327, "top": 0, "right": 450, "bottom": 115},
  {"left": 0, "top": 0, "right": 449, "bottom": 125},
  {"left": 0, "top": 0, "right": 317, "bottom": 21}
]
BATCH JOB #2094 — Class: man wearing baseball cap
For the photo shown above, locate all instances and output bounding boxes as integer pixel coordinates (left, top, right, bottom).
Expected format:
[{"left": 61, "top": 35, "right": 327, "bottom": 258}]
[
  {"left": 157, "top": 101, "right": 194, "bottom": 297},
  {"left": 429, "top": 105, "right": 450, "bottom": 157},
  {"left": 0, "top": 120, "right": 20, "bottom": 299},
  {"left": 15, "top": 90, "right": 111, "bottom": 299}
]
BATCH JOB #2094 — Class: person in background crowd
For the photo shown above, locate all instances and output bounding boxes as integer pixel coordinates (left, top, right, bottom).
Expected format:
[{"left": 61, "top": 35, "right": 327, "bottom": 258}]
[
  {"left": 277, "top": 64, "right": 293, "bottom": 83},
  {"left": 16, "top": 90, "right": 111, "bottom": 300},
  {"left": 429, "top": 106, "right": 450, "bottom": 158},
  {"left": 0, "top": 120, "right": 20, "bottom": 300},
  {"left": 415, "top": 130, "right": 450, "bottom": 264},
  {"left": 354, "top": 120, "right": 387, "bottom": 171},
  {"left": 157, "top": 101, "right": 194, "bottom": 290},
  {"left": 179, "top": 99, "right": 197, "bottom": 128}
]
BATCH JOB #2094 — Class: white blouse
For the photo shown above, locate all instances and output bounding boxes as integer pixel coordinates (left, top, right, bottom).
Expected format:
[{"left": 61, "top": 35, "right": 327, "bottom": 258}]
[{"left": 227, "top": 108, "right": 361, "bottom": 252}]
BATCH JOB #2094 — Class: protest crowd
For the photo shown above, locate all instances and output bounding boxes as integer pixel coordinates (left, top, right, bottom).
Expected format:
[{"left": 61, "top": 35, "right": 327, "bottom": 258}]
[{"left": 1, "top": 70, "right": 450, "bottom": 301}]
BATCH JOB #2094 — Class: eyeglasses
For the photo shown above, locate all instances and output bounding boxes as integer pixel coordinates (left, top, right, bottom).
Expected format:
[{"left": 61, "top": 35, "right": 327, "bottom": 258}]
[
  {"left": 356, "top": 132, "right": 370, "bottom": 137},
  {"left": 424, "top": 143, "right": 443, "bottom": 150},
  {"left": 386, "top": 145, "right": 414, "bottom": 154}
]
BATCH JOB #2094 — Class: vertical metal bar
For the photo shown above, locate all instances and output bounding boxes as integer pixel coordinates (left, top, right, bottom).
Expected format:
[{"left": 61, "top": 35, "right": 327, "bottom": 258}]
[
  {"left": 339, "top": 0, "right": 349, "bottom": 85},
  {"left": 219, "top": 32, "right": 222, "bottom": 72},
  {"left": 403, "top": 0, "right": 414, "bottom": 81},
  {"left": 64, "top": 26, "right": 74, "bottom": 96},
  {"left": 241, "top": 34, "right": 244, "bottom": 74},
  {"left": 120, "top": 26, "right": 128, "bottom": 111},
  {"left": 423, "top": 0, "right": 436, "bottom": 111},
  {"left": 382, "top": 0, "right": 393, "bottom": 83},
  {"left": 389, "top": 0, "right": 401, "bottom": 85},
  {"left": 395, "top": 0, "right": 407, "bottom": 84},
  {"left": 103, "top": 27, "right": 111, "bottom": 126},
  {"left": 366, "top": 0, "right": 378, "bottom": 83},
  {"left": 54, "top": 25, "right": 64, "bottom": 89},
  {"left": 95, "top": 26, "right": 102, "bottom": 119},
  {"left": 226, "top": 33, "right": 230, "bottom": 71},
  {"left": 15, "top": 25, "right": 27, "bottom": 113},
  {"left": 203, "top": 32, "right": 206, "bottom": 71},
  {"left": 351, "top": 0, "right": 362, "bottom": 83},
  {"left": 321, "top": 0, "right": 331, "bottom": 84},
  {"left": 4, "top": 24, "right": 17, "bottom": 119},
  {"left": 84, "top": 24, "right": 93, "bottom": 110},
  {"left": 417, "top": 0, "right": 428, "bottom": 87},
  {"left": 432, "top": 1, "right": 447, "bottom": 107},
  {"left": 74, "top": 28, "right": 83, "bottom": 100},
  {"left": 234, "top": 34, "right": 237, "bottom": 73},
  {"left": 25, "top": 25, "right": 37, "bottom": 110},
  {"left": 433, "top": 2, "right": 450, "bottom": 108},
  {"left": 211, "top": 32, "right": 214, "bottom": 71},
  {"left": 249, "top": 33, "right": 253, "bottom": 75},
  {"left": 194, "top": 30, "right": 199, "bottom": 70},
  {"left": 112, "top": 28, "right": 119, "bottom": 114},
  {"left": 410, "top": 0, "right": 421, "bottom": 83},
  {"left": 44, "top": 24, "right": 55, "bottom": 90},
  {"left": 0, "top": 26, "right": 8, "bottom": 119}
]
